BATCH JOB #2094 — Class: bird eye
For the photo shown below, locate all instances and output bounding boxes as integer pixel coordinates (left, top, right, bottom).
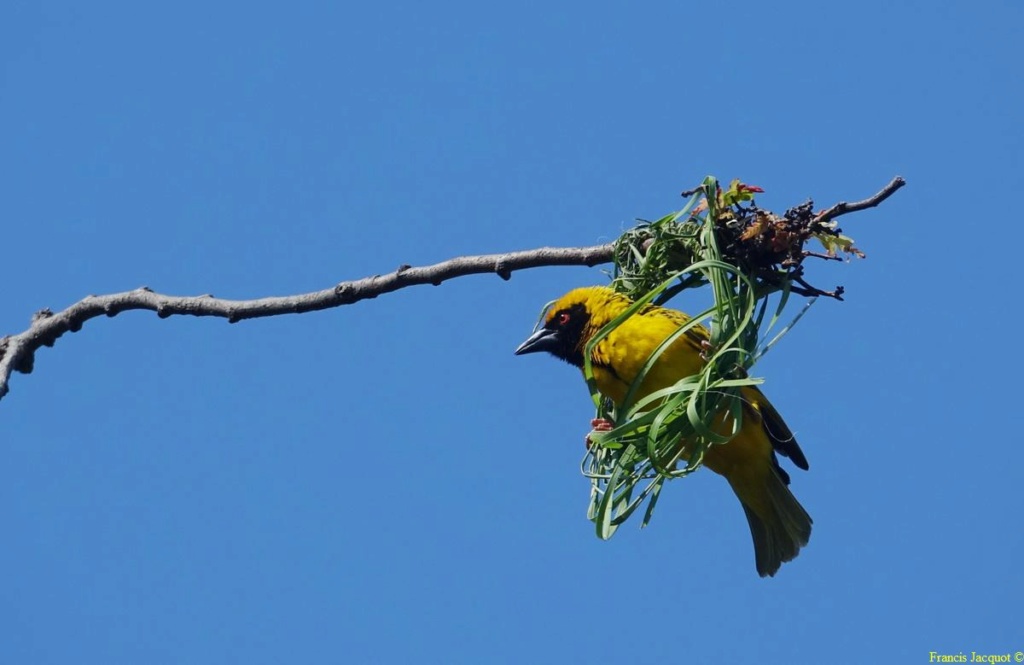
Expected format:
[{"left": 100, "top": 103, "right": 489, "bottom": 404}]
[{"left": 557, "top": 312, "right": 571, "bottom": 326}]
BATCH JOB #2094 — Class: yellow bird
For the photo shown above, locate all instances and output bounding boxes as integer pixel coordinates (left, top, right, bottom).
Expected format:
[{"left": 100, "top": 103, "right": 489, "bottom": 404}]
[{"left": 515, "top": 286, "right": 812, "bottom": 577}]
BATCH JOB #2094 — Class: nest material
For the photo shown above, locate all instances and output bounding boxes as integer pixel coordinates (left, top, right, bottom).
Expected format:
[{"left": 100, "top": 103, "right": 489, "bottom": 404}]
[{"left": 614, "top": 181, "right": 864, "bottom": 301}]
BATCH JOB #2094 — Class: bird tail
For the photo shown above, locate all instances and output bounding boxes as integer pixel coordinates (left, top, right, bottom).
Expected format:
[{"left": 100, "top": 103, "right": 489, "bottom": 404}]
[{"left": 733, "top": 469, "right": 813, "bottom": 578}]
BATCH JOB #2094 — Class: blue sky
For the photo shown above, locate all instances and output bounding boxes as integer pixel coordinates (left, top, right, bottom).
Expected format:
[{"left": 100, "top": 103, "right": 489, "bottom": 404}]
[{"left": 2, "top": 1, "right": 1021, "bottom": 663}]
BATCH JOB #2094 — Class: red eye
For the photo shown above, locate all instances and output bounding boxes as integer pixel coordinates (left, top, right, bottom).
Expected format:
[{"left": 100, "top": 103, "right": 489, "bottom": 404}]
[{"left": 558, "top": 312, "right": 571, "bottom": 325}]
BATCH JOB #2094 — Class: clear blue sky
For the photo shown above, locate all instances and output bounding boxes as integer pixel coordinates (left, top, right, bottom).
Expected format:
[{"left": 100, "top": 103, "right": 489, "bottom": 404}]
[{"left": 2, "top": 1, "right": 1020, "bottom": 663}]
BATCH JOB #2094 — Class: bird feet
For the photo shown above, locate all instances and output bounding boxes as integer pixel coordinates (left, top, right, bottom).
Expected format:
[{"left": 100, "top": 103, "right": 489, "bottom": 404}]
[{"left": 585, "top": 418, "right": 615, "bottom": 449}]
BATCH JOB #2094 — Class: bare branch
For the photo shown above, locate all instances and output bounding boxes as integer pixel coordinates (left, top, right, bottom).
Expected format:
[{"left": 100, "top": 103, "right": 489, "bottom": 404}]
[
  {"left": 816, "top": 176, "right": 906, "bottom": 223},
  {"left": 0, "top": 244, "right": 614, "bottom": 401}
]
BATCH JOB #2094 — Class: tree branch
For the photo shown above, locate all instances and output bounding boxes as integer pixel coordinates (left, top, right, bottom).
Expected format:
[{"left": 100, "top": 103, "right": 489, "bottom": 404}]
[
  {"left": 816, "top": 176, "right": 906, "bottom": 223},
  {"left": 0, "top": 244, "right": 613, "bottom": 401},
  {"left": 0, "top": 176, "right": 905, "bottom": 404}
]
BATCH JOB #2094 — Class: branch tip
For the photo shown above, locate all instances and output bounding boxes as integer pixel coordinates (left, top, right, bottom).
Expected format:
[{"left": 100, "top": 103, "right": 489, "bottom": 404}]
[{"left": 817, "top": 176, "right": 906, "bottom": 223}]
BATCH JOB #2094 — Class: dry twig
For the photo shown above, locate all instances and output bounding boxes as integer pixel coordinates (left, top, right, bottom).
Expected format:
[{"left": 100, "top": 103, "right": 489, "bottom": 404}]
[
  {"left": 816, "top": 176, "right": 906, "bottom": 223},
  {"left": 0, "top": 245, "right": 612, "bottom": 400}
]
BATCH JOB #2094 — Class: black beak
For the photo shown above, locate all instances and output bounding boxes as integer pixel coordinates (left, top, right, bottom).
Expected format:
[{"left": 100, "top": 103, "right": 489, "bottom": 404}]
[{"left": 514, "top": 327, "right": 560, "bottom": 356}]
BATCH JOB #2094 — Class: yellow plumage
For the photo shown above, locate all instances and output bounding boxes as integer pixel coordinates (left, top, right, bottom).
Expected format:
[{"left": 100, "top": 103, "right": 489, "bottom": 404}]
[{"left": 516, "top": 286, "right": 812, "bottom": 577}]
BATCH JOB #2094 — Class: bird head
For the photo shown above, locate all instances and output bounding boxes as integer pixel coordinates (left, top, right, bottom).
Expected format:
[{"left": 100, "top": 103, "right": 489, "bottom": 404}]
[{"left": 514, "top": 286, "right": 628, "bottom": 367}]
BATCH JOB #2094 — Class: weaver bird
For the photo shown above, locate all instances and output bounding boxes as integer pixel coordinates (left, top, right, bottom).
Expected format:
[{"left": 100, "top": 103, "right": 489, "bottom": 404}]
[{"left": 515, "top": 286, "right": 812, "bottom": 577}]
